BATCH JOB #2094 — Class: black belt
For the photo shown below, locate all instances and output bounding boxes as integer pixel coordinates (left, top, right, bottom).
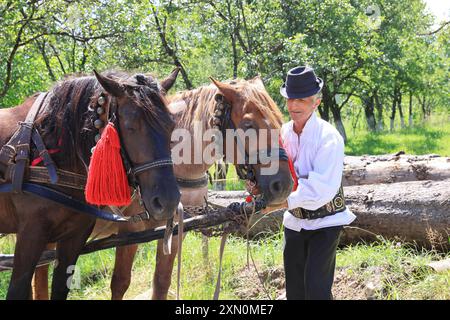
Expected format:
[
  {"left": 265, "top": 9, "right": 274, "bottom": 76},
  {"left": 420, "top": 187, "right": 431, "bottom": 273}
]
[
  {"left": 290, "top": 185, "right": 346, "bottom": 220},
  {"left": 176, "top": 174, "right": 209, "bottom": 189}
]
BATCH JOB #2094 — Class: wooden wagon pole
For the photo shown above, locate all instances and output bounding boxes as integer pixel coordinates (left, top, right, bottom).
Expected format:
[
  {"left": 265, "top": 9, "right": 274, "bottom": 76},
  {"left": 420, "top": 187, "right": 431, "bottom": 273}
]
[{"left": 0, "top": 205, "right": 241, "bottom": 272}]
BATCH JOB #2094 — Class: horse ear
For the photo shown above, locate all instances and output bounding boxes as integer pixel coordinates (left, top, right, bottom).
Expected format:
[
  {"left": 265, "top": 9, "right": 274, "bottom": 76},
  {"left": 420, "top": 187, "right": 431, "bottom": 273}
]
[
  {"left": 93, "top": 70, "right": 124, "bottom": 97},
  {"left": 250, "top": 75, "right": 265, "bottom": 90},
  {"left": 209, "top": 77, "right": 238, "bottom": 102},
  {"left": 160, "top": 67, "right": 180, "bottom": 94}
]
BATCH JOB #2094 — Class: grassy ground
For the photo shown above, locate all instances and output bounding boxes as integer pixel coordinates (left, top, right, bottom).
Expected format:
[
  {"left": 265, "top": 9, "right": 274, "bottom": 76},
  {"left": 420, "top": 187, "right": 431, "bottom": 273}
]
[
  {"left": 345, "top": 117, "right": 450, "bottom": 156},
  {"left": 1, "top": 232, "right": 448, "bottom": 300}
]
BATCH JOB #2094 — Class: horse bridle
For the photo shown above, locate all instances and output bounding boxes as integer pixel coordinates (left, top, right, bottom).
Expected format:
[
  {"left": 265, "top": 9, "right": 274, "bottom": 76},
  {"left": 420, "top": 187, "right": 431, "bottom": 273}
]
[
  {"left": 211, "top": 93, "right": 289, "bottom": 185},
  {"left": 90, "top": 87, "right": 174, "bottom": 210}
]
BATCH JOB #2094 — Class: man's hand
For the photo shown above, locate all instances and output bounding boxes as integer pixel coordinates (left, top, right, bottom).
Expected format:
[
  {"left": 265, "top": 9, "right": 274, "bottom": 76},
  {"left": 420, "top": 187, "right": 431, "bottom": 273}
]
[{"left": 260, "top": 200, "right": 288, "bottom": 215}]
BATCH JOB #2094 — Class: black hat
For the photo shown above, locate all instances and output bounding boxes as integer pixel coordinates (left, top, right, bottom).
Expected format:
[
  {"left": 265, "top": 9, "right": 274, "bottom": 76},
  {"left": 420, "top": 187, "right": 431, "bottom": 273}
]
[{"left": 280, "top": 66, "right": 324, "bottom": 99}]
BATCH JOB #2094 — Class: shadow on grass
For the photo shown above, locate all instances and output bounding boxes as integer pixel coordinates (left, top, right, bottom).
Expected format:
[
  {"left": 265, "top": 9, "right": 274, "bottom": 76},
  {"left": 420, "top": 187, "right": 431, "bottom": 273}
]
[{"left": 346, "top": 126, "right": 445, "bottom": 156}]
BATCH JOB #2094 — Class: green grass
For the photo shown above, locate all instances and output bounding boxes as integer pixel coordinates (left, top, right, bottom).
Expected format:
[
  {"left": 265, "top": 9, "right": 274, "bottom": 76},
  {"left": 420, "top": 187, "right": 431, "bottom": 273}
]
[
  {"left": 344, "top": 115, "right": 450, "bottom": 156},
  {"left": 0, "top": 231, "right": 285, "bottom": 300},
  {"left": 1, "top": 232, "right": 448, "bottom": 300},
  {"left": 336, "top": 239, "right": 450, "bottom": 300},
  {"left": 208, "top": 163, "right": 245, "bottom": 191}
]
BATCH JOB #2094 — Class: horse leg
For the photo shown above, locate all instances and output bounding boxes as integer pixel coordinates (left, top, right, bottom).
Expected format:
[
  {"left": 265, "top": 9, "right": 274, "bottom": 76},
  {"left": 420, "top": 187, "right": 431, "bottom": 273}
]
[
  {"left": 110, "top": 244, "right": 139, "bottom": 300},
  {"left": 32, "top": 242, "right": 56, "bottom": 300},
  {"left": 152, "top": 234, "right": 186, "bottom": 300},
  {"left": 7, "top": 225, "right": 48, "bottom": 300},
  {"left": 50, "top": 225, "right": 93, "bottom": 300}
]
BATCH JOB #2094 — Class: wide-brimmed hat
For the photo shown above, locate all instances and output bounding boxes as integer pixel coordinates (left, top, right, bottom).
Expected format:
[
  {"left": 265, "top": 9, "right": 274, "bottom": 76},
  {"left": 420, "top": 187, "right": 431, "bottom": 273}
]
[{"left": 280, "top": 66, "right": 323, "bottom": 99}]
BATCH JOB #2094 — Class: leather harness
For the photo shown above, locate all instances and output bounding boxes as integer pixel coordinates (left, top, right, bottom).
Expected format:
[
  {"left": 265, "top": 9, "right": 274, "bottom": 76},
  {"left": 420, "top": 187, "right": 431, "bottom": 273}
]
[
  {"left": 211, "top": 93, "right": 290, "bottom": 186},
  {"left": 0, "top": 89, "right": 175, "bottom": 222}
]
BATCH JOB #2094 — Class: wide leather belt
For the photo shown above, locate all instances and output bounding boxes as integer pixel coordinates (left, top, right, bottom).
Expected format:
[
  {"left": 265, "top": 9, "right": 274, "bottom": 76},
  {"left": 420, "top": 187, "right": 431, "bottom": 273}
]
[{"left": 290, "top": 185, "right": 346, "bottom": 220}]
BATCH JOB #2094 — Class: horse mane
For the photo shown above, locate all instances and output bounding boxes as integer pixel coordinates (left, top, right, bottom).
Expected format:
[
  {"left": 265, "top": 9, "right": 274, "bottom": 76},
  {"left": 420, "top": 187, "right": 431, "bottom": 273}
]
[
  {"left": 34, "top": 71, "right": 171, "bottom": 172},
  {"left": 169, "top": 79, "right": 284, "bottom": 131}
]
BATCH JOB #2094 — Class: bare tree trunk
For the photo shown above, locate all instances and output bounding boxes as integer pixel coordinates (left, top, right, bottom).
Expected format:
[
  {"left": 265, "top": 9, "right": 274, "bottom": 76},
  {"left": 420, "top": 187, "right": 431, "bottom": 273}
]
[
  {"left": 390, "top": 94, "right": 397, "bottom": 132},
  {"left": 209, "top": 180, "right": 450, "bottom": 251},
  {"left": 408, "top": 91, "right": 413, "bottom": 127},
  {"left": 319, "top": 84, "right": 332, "bottom": 122},
  {"left": 343, "top": 154, "right": 450, "bottom": 186},
  {"left": 341, "top": 180, "right": 450, "bottom": 251},
  {"left": 212, "top": 160, "right": 228, "bottom": 191},
  {"left": 398, "top": 91, "right": 405, "bottom": 129},
  {"left": 375, "top": 93, "right": 383, "bottom": 131},
  {"left": 363, "top": 95, "right": 377, "bottom": 132},
  {"left": 420, "top": 95, "right": 427, "bottom": 121},
  {"left": 331, "top": 103, "right": 347, "bottom": 142}
]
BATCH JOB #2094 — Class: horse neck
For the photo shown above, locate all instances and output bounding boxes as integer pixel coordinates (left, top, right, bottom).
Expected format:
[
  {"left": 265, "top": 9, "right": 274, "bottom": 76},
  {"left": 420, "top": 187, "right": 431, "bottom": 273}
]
[{"left": 0, "top": 97, "right": 36, "bottom": 146}]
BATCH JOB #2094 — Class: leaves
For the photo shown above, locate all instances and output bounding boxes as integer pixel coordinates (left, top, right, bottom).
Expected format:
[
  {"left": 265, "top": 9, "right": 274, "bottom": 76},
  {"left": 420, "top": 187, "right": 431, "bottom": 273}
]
[{"left": 0, "top": 0, "right": 447, "bottom": 124}]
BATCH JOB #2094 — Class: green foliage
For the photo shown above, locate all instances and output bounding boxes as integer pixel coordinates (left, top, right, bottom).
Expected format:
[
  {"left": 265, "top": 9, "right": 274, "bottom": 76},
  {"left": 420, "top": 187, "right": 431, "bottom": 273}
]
[{"left": 0, "top": 0, "right": 447, "bottom": 131}]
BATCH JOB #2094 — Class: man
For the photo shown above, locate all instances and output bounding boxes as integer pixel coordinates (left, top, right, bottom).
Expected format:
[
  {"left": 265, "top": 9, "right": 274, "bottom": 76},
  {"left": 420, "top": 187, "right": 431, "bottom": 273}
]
[{"left": 262, "top": 66, "right": 356, "bottom": 300}]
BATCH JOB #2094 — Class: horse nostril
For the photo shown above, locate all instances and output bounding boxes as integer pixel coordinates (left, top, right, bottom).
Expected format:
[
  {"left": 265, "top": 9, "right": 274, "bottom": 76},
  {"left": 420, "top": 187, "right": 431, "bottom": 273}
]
[
  {"left": 151, "top": 196, "right": 164, "bottom": 213},
  {"left": 270, "top": 180, "right": 282, "bottom": 194}
]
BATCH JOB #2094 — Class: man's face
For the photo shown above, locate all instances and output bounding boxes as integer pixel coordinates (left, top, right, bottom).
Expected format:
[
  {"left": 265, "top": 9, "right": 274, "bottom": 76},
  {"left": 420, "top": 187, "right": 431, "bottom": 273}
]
[{"left": 286, "top": 95, "right": 321, "bottom": 123}]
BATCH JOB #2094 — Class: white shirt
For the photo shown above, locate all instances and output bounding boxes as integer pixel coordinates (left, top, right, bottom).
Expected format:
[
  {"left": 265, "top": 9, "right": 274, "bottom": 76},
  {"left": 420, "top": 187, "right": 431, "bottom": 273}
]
[{"left": 281, "top": 112, "right": 356, "bottom": 232}]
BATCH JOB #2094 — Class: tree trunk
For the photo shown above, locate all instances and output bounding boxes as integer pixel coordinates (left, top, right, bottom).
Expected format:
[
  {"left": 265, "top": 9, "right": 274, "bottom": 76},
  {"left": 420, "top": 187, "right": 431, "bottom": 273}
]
[
  {"left": 343, "top": 154, "right": 450, "bottom": 186},
  {"left": 341, "top": 180, "right": 450, "bottom": 250},
  {"left": 208, "top": 180, "right": 450, "bottom": 251},
  {"left": 390, "top": 95, "right": 396, "bottom": 132},
  {"left": 398, "top": 91, "right": 405, "bottom": 129},
  {"left": 330, "top": 104, "right": 347, "bottom": 142},
  {"left": 212, "top": 160, "right": 228, "bottom": 191},
  {"left": 363, "top": 95, "right": 377, "bottom": 132},
  {"left": 408, "top": 91, "right": 413, "bottom": 127},
  {"left": 375, "top": 93, "right": 383, "bottom": 131},
  {"left": 319, "top": 85, "right": 331, "bottom": 122},
  {"left": 421, "top": 95, "right": 427, "bottom": 121}
]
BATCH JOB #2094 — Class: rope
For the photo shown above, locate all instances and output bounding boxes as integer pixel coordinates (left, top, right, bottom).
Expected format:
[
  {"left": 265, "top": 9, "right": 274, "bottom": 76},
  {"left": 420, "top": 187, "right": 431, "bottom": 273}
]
[
  {"left": 176, "top": 203, "right": 184, "bottom": 300},
  {"left": 241, "top": 197, "right": 272, "bottom": 299},
  {"left": 213, "top": 232, "right": 229, "bottom": 300}
]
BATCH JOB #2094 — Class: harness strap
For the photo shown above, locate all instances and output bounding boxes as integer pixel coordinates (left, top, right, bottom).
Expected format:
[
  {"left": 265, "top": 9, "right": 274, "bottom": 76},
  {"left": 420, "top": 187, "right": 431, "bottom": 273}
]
[
  {"left": 163, "top": 217, "right": 174, "bottom": 255},
  {"left": 132, "top": 158, "right": 173, "bottom": 176},
  {"left": 27, "top": 166, "right": 86, "bottom": 190},
  {"left": 10, "top": 93, "right": 48, "bottom": 193},
  {"left": 0, "top": 183, "right": 128, "bottom": 222},
  {"left": 176, "top": 174, "right": 209, "bottom": 189},
  {"left": 31, "top": 128, "right": 58, "bottom": 184}
]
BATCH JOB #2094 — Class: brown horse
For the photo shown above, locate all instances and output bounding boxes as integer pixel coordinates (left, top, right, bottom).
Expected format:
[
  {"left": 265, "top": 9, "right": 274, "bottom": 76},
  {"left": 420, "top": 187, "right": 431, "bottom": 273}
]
[
  {"left": 32, "top": 76, "right": 294, "bottom": 300},
  {"left": 0, "top": 70, "right": 180, "bottom": 299}
]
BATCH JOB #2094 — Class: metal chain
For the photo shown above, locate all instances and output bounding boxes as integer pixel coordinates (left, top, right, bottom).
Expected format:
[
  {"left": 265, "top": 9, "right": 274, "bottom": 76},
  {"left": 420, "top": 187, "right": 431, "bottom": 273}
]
[{"left": 182, "top": 195, "right": 265, "bottom": 238}]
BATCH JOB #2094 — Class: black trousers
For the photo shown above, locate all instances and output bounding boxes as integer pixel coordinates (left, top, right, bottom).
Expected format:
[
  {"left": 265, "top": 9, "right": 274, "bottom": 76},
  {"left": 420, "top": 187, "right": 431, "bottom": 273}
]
[{"left": 283, "top": 225, "right": 343, "bottom": 300}]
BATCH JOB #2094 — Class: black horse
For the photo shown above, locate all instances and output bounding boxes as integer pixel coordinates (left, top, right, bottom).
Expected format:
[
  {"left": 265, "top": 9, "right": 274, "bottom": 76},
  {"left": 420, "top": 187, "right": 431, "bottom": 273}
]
[{"left": 0, "top": 70, "right": 180, "bottom": 299}]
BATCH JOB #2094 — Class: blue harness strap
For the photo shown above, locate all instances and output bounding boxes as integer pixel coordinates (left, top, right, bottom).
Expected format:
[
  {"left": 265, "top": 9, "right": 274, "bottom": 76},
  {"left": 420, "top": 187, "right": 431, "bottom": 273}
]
[{"left": 0, "top": 183, "right": 128, "bottom": 222}]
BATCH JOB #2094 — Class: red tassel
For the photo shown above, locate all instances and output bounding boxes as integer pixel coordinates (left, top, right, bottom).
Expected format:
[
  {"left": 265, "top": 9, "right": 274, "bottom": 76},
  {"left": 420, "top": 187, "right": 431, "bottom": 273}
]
[
  {"left": 279, "top": 136, "right": 298, "bottom": 192},
  {"left": 85, "top": 122, "right": 131, "bottom": 206}
]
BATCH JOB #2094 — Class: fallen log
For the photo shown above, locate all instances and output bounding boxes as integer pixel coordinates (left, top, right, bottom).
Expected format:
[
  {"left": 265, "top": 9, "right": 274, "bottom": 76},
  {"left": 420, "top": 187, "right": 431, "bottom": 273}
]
[
  {"left": 343, "top": 154, "right": 450, "bottom": 186},
  {"left": 209, "top": 180, "right": 450, "bottom": 251}
]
